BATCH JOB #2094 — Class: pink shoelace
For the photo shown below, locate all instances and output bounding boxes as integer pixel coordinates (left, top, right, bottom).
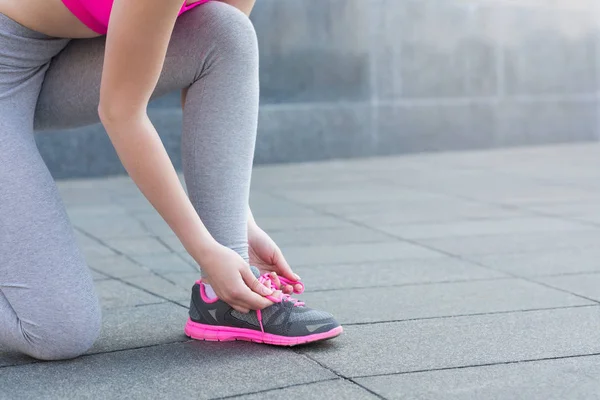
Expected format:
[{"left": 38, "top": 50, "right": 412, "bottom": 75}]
[{"left": 256, "top": 272, "right": 304, "bottom": 333}]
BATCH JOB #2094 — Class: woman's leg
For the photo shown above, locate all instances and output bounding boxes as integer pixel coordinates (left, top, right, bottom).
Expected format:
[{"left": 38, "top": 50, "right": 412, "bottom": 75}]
[
  {"left": 35, "top": 1, "right": 259, "bottom": 264},
  {"left": 1, "top": 1, "right": 257, "bottom": 360},
  {"left": 0, "top": 15, "right": 101, "bottom": 360}
]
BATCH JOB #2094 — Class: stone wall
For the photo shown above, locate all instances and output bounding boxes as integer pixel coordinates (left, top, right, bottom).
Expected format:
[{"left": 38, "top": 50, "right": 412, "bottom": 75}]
[{"left": 36, "top": 0, "right": 600, "bottom": 178}]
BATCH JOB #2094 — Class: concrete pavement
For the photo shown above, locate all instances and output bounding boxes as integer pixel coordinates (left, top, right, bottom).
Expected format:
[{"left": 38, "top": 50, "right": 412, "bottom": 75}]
[{"left": 3, "top": 143, "right": 600, "bottom": 399}]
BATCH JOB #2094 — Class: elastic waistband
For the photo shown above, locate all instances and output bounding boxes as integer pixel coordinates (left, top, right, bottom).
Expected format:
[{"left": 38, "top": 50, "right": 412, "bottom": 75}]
[
  {"left": 0, "top": 13, "right": 69, "bottom": 69},
  {"left": 0, "top": 13, "right": 54, "bottom": 40}
]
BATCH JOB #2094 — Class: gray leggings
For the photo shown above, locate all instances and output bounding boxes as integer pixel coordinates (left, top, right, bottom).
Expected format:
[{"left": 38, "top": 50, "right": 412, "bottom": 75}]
[{"left": 0, "top": 2, "right": 258, "bottom": 360}]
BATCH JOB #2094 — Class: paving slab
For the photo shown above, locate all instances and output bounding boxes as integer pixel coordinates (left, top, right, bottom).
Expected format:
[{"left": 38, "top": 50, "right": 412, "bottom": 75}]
[
  {"left": 131, "top": 253, "right": 198, "bottom": 274},
  {"left": 281, "top": 241, "right": 446, "bottom": 267},
  {"left": 90, "top": 270, "right": 109, "bottom": 281},
  {"left": 157, "top": 234, "right": 187, "bottom": 253},
  {"left": 278, "top": 186, "right": 449, "bottom": 206},
  {"left": 9, "top": 144, "right": 600, "bottom": 398},
  {"left": 249, "top": 196, "right": 321, "bottom": 218},
  {"left": 294, "top": 258, "right": 507, "bottom": 291},
  {"left": 57, "top": 186, "right": 116, "bottom": 207},
  {"left": 255, "top": 215, "right": 356, "bottom": 231},
  {"left": 129, "top": 212, "right": 174, "bottom": 236},
  {"left": 88, "top": 255, "right": 152, "bottom": 278},
  {"left": 0, "top": 303, "right": 187, "bottom": 369},
  {"left": 269, "top": 226, "right": 393, "bottom": 247},
  {"left": 300, "top": 306, "right": 600, "bottom": 377},
  {"left": 572, "top": 214, "right": 600, "bottom": 225},
  {"left": 90, "top": 303, "right": 188, "bottom": 354},
  {"left": 66, "top": 204, "right": 130, "bottom": 224},
  {"left": 75, "top": 231, "right": 117, "bottom": 258},
  {"left": 536, "top": 274, "right": 600, "bottom": 302},
  {"left": 102, "top": 237, "right": 172, "bottom": 256},
  {"left": 234, "top": 379, "right": 379, "bottom": 400},
  {"left": 378, "top": 217, "right": 589, "bottom": 240},
  {"left": 0, "top": 348, "right": 33, "bottom": 368},
  {"left": 356, "top": 355, "right": 600, "bottom": 400},
  {"left": 522, "top": 201, "right": 600, "bottom": 217},
  {"left": 467, "top": 248, "right": 600, "bottom": 277},
  {"left": 312, "top": 197, "right": 474, "bottom": 216},
  {"left": 73, "top": 217, "right": 149, "bottom": 239},
  {"left": 95, "top": 280, "right": 163, "bottom": 309},
  {"left": 121, "top": 274, "right": 190, "bottom": 304},
  {"left": 0, "top": 342, "right": 334, "bottom": 400},
  {"left": 419, "top": 229, "right": 600, "bottom": 256},
  {"left": 321, "top": 201, "right": 531, "bottom": 225},
  {"left": 300, "top": 278, "right": 592, "bottom": 324},
  {"left": 161, "top": 272, "right": 202, "bottom": 290}
]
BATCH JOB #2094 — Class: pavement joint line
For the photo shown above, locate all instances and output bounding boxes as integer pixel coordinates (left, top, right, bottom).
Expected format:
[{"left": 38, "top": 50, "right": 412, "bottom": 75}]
[
  {"left": 88, "top": 266, "right": 189, "bottom": 310},
  {"left": 349, "top": 351, "right": 600, "bottom": 380},
  {"left": 516, "top": 277, "right": 600, "bottom": 305},
  {"left": 368, "top": 173, "right": 600, "bottom": 228},
  {"left": 261, "top": 188, "right": 528, "bottom": 275},
  {"left": 0, "top": 339, "right": 193, "bottom": 370},
  {"left": 208, "top": 377, "right": 342, "bottom": 400},
  {"left": 347, "top": 377, "right": 389, "bottom": 400},
  {"left": 75, "top": 226, "right": 179, "bottom": 286},
  {"left": 98, "top": 273, "right": 514, "bottom": 294},
  {"left": 133, "top": 301, "right": 170, "bottom": 308},
  {"left": 294, "top": 353, "right": 387, "bottom": 400},
  {"left": 99, "top": 302, "right": 169, "bottom": 311},
  {"left": 448, "top": 253, "right": 600, "bottom": 306},
  {"left": 525, "top": 270, "right": 600, "bottom": 278},
  {"left": 302, "top": 276, "right": 515, "bottom": 293},
  {"left": 154, "top": 236, "right": 201, "bottom": 272},
  {"left": 349, "top": 223, "right": 600, "bottom": 307},
  {"left": 132, "top": 216, "right": 200, "bottom": 273},
  {"left": 261, "top": 187, "right": 600, "bottom": 307},
  {"left": 341, "top": 304, "right": 600, "bottom": 326}
]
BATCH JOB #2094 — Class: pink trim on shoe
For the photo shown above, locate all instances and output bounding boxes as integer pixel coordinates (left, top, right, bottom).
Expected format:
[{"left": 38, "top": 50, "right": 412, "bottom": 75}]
[{"left": 184, "top": 319, "right": 343, "bottom": 346}]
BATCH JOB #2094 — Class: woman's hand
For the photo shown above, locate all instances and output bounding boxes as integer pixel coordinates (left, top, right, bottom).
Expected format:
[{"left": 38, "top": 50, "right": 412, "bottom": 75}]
[
  {"left": 200, "top": 243, "right": 275, "bottom": 313},
  {"left": 248, "top": 223, "right": 302, "bottom": 294}
]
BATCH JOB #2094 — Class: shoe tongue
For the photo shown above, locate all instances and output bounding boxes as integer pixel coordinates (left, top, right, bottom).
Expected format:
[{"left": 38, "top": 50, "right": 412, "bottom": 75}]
[{"left": 250, "top": 265, "right": 261, "bottom": 278}]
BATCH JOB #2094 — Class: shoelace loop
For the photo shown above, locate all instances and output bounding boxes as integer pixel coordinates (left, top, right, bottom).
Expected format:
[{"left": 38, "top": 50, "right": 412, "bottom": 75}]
[
  {"left": 256, "top": 272, "right": 305, "bottom": 334},
  {"left": 259, "top": 273, "right": 305, "bottom": 307}
]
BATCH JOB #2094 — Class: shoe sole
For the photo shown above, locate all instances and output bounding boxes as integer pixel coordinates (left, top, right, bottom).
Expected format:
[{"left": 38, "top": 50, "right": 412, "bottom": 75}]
[{"left": 184, "top": 318, "right": 343, "bottom": 346}]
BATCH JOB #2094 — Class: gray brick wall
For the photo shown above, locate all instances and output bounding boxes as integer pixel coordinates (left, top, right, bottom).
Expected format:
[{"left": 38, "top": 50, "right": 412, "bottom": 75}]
[{"left": 36, "top": 0, "right": 600, "bottom": 178}]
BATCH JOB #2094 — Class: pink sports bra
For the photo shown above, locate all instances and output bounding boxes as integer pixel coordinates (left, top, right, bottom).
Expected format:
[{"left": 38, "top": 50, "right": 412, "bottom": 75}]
[{"left": 61, "top": 0, "right": 212, "bottom": 35}]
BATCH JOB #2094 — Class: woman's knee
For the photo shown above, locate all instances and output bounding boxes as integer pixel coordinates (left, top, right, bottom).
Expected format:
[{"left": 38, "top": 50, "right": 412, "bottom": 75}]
[
  {"left": 185, "top": 2, "right": 258, "bottom": 64},
  {"left": 23, "top": 300, "right": 102, "bottom": 361}
]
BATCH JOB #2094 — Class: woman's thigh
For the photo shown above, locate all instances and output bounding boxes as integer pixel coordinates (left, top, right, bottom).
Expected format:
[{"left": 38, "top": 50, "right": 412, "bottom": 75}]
[{"left": 33, "top": 5, "right": 215, "bottom": 131}]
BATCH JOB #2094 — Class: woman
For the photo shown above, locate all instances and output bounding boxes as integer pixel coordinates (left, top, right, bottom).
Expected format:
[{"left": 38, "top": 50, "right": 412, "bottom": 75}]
[{"left": 0, "top": 0, "right": 342, "bottom": 361}]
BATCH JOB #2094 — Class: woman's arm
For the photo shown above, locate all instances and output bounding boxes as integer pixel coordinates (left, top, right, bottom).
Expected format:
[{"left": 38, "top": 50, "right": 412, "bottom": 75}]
[
  {"left": 99, "top": 0, "right": 272, "bottom": 312},
  {"left": 99, "top": 0, "right": 214, "bottom": 262}
]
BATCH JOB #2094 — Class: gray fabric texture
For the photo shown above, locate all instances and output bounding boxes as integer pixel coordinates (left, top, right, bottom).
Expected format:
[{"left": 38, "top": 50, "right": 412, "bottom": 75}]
[{"left": 0, "top": 1, "right": 258, "bottom": 360}]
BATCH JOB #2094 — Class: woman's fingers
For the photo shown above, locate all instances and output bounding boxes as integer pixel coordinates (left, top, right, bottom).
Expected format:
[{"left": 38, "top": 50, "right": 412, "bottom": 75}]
[
  {"left": 273, "top": 248, "right": 300, "bottom": 281},
  {"left": 235, "top": 267, "right": 275, "bottom": 310},
  {"left": 226, "top": 284, "right": 273, "bottom": 312},
  {"left": 282, "top": 284, "right": 293, "bottom": 294},
  {"left": 241, "top": 267, "right": 273, "bottom": 297},
  {"left": 269, "top": 272, "right": 281, "bottom": 289}
]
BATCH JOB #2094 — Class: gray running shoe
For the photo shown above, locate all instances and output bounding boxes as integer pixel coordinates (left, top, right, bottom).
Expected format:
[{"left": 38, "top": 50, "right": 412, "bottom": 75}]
[{"left": 184, "top": 267, "right": 342, "bottom": 346}]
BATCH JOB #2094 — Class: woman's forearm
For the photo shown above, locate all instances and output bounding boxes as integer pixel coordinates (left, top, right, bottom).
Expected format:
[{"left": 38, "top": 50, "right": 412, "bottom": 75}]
[{"left": 100, "top": 111, "right": 218, "bottom": 261}]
